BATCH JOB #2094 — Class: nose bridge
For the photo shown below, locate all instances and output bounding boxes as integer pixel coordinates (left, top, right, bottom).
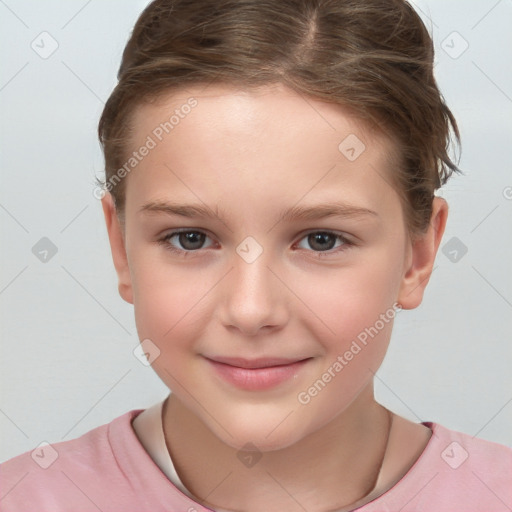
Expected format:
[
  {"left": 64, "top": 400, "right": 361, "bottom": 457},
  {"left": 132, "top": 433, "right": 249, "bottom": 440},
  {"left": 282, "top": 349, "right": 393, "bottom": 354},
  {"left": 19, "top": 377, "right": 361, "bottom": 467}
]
[{"left": 220, "top": 237, "right": 288, "bottom": 335}]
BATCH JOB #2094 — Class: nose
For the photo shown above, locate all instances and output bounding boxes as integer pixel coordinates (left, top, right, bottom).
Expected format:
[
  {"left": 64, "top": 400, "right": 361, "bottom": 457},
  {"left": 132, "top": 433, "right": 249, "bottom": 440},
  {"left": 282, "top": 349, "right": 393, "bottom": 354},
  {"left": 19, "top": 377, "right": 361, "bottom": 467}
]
[{"left": 218, "top": 247, "right": 289, "bottom": 337}]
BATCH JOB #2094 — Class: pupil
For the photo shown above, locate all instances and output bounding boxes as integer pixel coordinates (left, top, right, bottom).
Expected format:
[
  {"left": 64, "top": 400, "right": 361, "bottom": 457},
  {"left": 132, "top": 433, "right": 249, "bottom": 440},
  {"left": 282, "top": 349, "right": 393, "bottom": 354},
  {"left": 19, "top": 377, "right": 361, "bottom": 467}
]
[
  {"left": 180, "top": 232, "right": 204, "bottom": 250},
  {"left": 309, "top": 232, "right": 335, "bottom": 251}
]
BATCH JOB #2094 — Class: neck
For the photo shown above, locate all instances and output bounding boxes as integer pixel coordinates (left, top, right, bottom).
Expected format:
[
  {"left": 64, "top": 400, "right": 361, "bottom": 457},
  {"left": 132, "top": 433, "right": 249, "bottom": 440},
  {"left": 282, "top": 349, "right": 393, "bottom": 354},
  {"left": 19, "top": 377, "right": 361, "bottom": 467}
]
[{"left": 162, "top": 384, "right": 392, "bottom": 512}]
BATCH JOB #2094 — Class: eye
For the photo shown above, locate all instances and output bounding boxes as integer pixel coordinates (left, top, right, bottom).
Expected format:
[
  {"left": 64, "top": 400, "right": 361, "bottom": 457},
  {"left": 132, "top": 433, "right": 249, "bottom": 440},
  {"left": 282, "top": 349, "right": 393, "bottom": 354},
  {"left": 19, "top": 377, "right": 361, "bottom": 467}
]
[
  {"left": 295, "top": 231, "right": 352, "bottom": 254},
  {"left": 157, "top": 229, "right": 353, "bottom": 256},
  {"left": 158, "top": 230, "right": 214, "bottom": 253}
]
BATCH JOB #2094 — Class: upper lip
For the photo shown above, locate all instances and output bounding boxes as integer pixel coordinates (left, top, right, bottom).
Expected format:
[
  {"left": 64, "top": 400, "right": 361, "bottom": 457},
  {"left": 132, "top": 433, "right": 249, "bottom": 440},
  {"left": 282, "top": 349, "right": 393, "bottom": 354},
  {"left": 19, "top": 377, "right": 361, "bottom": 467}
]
[{"left": 205, "top": 356, "right": 310, "bottom": 369}]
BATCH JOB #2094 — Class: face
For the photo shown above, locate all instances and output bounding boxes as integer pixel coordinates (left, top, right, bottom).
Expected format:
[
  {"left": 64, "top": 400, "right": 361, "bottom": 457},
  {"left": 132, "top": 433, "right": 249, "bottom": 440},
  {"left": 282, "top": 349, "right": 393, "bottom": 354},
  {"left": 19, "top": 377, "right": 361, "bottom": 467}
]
[{"left": 103, "top": 83, "right": 444, "bottom": 451}]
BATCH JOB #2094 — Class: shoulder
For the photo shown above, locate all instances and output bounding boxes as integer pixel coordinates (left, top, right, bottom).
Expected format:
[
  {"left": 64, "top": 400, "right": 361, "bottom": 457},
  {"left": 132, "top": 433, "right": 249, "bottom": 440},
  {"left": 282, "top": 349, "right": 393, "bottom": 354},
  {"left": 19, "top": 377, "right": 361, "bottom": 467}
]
[
  {"left": 364, "top": 422, "right": 512, "bottom": 512},
  {"left": 423, "top": 422, "right": 512, "bottom": 510},
  {"left": 0, "top": 410, "right": 143, "bottom": 511},
  {"left": 427, "top": 421, "right": 512, "bottom": 473}
]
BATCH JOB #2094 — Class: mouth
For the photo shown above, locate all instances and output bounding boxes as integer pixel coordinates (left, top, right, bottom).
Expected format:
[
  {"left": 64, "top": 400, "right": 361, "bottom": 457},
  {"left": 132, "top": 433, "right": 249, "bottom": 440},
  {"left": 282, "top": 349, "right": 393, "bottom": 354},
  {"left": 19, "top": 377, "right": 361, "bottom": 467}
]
[{"left": 204, "top": 356, "right": 313, "bottom": 391}]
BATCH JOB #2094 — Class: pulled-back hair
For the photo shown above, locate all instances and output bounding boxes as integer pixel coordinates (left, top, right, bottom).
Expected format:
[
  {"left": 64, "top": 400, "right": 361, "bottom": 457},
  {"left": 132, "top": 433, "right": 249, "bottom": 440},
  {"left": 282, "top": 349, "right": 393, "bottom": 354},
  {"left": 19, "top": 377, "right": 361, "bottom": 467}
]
[{"left": 98, "top": 0, "right": 460, "bottom": 235}]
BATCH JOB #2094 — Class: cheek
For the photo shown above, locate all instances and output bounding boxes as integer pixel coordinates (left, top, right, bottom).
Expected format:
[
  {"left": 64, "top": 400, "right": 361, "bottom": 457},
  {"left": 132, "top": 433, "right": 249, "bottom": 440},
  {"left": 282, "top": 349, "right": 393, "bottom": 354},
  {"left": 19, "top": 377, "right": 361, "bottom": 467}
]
[
  {"left": 293, "top": 270, "right": 399, "bottom": 431},
  {"left": 290, "top": 248, "right": 404, "bottom": 347},
  {"left": 129, "top": 252, "right": 214, "bottom": 350},
  {"left": 131, "top": 267, "right": 213, "bottom": 391},
  {"left": 293, "top": 246, "right": 403, "bottom": 412}
]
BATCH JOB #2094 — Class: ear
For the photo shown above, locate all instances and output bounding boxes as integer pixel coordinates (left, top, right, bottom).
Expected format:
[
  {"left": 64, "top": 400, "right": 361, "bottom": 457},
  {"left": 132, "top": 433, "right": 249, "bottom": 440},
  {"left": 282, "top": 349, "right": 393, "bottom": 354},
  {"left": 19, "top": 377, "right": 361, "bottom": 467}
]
[
  {"left": 397, "top": 197, "right": 448, "bottom": 309},
  {"left": 101, "top": 193, "right": 134, "bottom": 304}
]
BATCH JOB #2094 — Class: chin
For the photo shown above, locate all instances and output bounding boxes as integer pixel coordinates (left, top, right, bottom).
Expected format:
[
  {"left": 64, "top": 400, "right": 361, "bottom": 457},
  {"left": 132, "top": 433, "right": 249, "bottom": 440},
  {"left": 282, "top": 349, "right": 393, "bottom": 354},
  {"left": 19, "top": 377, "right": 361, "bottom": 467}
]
[
  {"left": 224, "top": 428, "right": 305, "bottom": 453},
  {"left": 208, "top": 407, "right": 314, "bottom": 453}
]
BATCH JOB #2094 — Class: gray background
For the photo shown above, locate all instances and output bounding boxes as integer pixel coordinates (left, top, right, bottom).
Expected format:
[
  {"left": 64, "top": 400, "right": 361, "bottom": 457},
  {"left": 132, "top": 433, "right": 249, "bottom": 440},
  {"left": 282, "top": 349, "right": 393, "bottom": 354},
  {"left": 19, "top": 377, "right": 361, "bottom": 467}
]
[{"left": 1, "top": 0, "right": 511, "bottom": 463}]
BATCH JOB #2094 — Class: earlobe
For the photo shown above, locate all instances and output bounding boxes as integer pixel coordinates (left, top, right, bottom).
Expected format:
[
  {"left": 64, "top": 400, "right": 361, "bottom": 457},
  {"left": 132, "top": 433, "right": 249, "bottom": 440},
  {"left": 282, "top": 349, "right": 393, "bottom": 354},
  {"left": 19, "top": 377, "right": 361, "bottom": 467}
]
[
  {"left": 101, "top": 193, "right": 134, "bottom": 304},
  {"left": 397, "top": 197, "right": 448, "bottom": 309}
]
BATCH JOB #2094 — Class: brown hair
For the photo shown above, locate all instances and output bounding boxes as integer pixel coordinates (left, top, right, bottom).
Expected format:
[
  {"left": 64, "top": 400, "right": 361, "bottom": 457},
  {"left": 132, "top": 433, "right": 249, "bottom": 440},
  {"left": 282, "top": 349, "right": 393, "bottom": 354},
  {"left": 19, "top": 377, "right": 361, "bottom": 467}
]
[{"left": 98, "top": 0, "right": 460, "bottom": 235}]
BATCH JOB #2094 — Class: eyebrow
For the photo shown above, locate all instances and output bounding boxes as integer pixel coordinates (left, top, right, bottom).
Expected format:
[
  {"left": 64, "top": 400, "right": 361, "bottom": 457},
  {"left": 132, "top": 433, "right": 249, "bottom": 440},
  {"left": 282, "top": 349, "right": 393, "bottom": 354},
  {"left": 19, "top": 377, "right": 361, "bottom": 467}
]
[{"left": 139, "top": 200, "right": 378, "bottom": 223}]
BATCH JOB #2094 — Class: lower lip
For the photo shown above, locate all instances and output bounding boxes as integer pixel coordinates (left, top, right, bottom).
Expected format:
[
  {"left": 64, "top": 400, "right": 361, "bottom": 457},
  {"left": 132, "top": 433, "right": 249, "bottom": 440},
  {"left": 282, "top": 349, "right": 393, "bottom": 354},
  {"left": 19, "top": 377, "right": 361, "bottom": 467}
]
[{"left": 206, "top": 358, "right": 310, "bottom": 391}]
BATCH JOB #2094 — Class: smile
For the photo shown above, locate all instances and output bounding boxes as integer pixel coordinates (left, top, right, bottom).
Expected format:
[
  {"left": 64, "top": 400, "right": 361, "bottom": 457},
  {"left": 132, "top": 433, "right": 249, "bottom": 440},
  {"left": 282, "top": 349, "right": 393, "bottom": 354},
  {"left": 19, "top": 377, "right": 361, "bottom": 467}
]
[{"left": 204, "top": 356, "right": 312, "bottom": 391}]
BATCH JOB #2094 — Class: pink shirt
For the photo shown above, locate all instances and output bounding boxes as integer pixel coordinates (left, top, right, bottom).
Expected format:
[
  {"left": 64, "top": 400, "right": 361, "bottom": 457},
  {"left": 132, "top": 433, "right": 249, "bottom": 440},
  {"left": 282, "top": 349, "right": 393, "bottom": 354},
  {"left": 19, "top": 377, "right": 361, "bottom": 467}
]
[{"left": 1, "top": 408, "right": 511, "bottom": 511}]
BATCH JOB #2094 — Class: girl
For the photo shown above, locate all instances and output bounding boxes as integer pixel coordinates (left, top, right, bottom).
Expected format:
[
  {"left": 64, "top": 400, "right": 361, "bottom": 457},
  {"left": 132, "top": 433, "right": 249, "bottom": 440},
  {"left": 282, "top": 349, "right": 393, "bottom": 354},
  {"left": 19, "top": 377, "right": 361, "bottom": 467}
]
[{"left": 1, "top": 0, "right": 511, "bottom": 510}]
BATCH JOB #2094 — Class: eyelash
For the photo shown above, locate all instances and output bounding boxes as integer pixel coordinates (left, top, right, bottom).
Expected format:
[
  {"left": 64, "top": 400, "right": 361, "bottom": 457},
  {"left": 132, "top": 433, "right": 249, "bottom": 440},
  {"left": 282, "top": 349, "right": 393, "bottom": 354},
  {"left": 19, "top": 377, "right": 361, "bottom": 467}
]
[{"left": 157, "top": 229, "right": 355, "bottom": 258}]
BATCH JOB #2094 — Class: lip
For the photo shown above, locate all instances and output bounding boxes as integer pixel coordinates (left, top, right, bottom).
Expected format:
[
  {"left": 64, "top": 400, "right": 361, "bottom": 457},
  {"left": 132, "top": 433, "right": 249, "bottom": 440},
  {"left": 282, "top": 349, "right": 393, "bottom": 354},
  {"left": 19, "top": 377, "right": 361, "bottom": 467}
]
[{"left": 204, "top": 356, "right": 312, "bottom": 391}]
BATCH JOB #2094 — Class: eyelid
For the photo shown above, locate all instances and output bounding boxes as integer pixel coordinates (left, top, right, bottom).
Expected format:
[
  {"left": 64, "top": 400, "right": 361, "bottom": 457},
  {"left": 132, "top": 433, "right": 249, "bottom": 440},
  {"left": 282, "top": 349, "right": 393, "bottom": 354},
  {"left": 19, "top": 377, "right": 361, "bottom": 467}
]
[
  {"left": 157, "top": 228, "right": 355, "bottom": 257},
  {"left": 295, "top": 228, "right": 354, "bottom": 243},
  {"left": 292, "top": 229, "right": 355, "bottom": 255},
  {"left": 160, "top": 228, "right": 214, "bottom": 240}
]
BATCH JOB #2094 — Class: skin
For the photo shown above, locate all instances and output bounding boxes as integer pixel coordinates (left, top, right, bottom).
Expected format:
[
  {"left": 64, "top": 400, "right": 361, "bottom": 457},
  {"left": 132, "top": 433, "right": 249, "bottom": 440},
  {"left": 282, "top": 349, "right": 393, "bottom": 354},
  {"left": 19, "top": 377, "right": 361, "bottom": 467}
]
[{"left": 102, "top": 82, "right": 448, "bottom": 511}]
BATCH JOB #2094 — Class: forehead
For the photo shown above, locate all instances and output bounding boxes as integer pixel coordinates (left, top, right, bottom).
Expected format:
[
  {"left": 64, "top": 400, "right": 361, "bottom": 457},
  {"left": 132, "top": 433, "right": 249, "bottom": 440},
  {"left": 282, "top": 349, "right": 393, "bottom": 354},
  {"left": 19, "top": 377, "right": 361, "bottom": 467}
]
[
  {"left": 131, "top": 82, "right": 389, "bottom": 146},
  {"left": 125, "top": 83, "right": 400, "bottom": 219}
]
